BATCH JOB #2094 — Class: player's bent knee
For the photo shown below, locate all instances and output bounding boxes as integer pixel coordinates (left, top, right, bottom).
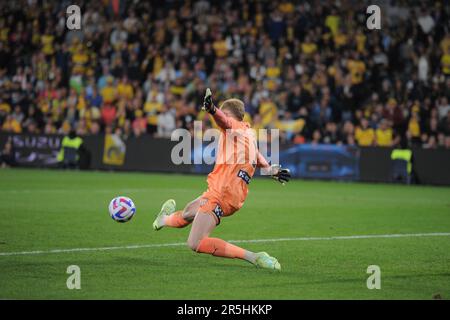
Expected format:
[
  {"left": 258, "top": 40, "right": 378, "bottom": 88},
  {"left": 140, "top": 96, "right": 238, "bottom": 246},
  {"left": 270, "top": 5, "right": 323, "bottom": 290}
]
[
  {"left": 182, "top": 210, "right": 196, "bottom": 222},
  {"left": 183, "top": 200, "right": 200, "bottom": 221}
]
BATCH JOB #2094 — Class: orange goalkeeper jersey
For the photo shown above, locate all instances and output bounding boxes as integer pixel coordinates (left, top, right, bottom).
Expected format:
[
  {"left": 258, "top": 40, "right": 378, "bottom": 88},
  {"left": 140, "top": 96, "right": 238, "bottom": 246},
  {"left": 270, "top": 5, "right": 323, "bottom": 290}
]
[{"left": 203, "top": 116, "right": 258, "bottom": 215}]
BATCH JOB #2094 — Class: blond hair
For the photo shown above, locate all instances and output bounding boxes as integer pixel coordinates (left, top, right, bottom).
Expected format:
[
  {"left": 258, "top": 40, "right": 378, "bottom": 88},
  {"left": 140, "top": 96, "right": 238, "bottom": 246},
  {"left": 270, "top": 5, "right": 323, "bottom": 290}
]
[{"left": 220, "top": 99, "right": 245, "bottom": 121}]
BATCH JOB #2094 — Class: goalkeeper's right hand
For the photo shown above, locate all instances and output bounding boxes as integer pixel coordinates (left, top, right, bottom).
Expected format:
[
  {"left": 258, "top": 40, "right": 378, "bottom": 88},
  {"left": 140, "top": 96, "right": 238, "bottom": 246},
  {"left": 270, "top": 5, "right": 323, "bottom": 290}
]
[
  {"left": 270, "top": 164, "right": 291, "bottom": 185},
  {"left": 202, "top": 88, "right": 217, "bottom": 115}
]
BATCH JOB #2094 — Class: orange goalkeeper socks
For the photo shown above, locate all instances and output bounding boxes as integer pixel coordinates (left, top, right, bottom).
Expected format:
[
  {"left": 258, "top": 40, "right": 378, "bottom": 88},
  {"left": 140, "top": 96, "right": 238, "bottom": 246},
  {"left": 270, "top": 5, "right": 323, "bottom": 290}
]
[
  {"left": 163, "top": 211, "right": 190, "bottom": 228},
  {"left": 196, "top": 237, "right": 247, "bottom": 260}
]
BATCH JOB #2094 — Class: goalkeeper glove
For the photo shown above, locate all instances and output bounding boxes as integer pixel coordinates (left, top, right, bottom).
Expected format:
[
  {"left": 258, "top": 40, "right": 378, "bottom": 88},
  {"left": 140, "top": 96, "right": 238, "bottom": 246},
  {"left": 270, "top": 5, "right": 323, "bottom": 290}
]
[
  {"left": 202, "top": 88, "right": 217, "bottom": 115},
  {"left": 270, "top": 164, "right": 291, "bottom": 185}
]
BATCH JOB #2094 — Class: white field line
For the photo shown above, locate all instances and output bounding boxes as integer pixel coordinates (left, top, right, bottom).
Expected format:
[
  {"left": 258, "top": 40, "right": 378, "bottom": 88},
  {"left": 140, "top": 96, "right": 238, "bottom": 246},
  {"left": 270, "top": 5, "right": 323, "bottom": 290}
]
[{"left": 0, "top": 232, "right": 449, "bottom": 257}]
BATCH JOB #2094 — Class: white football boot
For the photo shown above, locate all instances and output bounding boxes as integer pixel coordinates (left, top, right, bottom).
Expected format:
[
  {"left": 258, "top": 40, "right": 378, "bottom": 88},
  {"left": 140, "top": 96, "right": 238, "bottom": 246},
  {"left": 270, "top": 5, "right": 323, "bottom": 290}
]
[{"left": 152, "top": 199, "right": 176, "bottom": 231}]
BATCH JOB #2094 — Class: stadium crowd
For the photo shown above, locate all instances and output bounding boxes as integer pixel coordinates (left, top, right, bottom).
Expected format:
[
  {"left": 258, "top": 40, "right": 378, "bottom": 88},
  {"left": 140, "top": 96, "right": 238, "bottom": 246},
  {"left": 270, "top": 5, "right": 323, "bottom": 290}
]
[{"left": 0, "top": 0, "right": 449, "bottom": 149}]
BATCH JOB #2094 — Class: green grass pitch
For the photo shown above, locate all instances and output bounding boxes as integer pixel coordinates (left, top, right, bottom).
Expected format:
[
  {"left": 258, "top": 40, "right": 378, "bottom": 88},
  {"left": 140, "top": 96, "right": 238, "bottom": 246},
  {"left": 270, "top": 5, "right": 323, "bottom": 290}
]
[{"left": 0, "top": 168, "right": 449, "bottom": 299}]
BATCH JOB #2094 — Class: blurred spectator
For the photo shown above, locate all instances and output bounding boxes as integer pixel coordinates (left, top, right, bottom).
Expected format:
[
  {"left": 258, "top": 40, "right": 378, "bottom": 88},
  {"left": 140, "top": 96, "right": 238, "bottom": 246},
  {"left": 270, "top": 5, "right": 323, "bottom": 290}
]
[
  {"left": 57, "top": 130, "right": 84, "bottom": 169},
  {"left": 157, "top": 105, "right": 176, "bottom": 138},
  {"left": 311, "top": 129, "right": 322, "bottom": 145},
  {"left": 375, "top": 119, "right": 394, "bottom": 147},
  {"left": 0, "top": 139, "right": 14, "bottom": 168},
  {"left": 437, "top": 97, "right": 450, "bottom": 120},
  {"left": 355, "top": 118, "right": 375, "bottom": 147},
  {"left": 2, "top": 115, "right": 22, "bottom": 133},
  {"left": 323, "top": 122, "right": 341, "bottom": 145}
]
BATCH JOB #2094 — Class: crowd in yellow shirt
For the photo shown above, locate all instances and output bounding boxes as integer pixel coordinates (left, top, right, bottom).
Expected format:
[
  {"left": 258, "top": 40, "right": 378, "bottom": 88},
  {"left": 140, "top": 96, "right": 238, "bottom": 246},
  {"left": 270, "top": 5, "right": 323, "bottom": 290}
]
[{"left": 0, "top": 0, "right": 449, "bottom": 150}]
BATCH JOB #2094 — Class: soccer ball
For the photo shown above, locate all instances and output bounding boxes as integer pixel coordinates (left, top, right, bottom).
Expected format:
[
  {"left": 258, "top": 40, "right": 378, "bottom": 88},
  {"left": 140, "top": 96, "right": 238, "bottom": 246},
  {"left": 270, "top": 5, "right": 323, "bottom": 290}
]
[{"left": 109, "top": 196, "right": 136, "bottom": 223}]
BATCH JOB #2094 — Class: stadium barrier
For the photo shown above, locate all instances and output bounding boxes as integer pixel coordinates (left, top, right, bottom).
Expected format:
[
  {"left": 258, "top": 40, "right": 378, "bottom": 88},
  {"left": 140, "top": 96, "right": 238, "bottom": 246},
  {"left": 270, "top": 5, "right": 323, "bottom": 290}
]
[
  {"left": 0, "top": 133, "right": 192, "bottom": 173},
  {"left": 359, "top": 147, "right": 450, "bottom": 186},
  {"left": 1, "top": 133, "right": 449, "bottom": 185}
]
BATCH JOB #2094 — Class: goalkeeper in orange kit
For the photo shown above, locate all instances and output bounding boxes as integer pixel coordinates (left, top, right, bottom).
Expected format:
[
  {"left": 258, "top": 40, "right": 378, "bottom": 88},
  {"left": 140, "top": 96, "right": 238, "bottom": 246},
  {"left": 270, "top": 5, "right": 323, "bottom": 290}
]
[{"left": 152, "top": 89, "right": 291, "bottom": 270}]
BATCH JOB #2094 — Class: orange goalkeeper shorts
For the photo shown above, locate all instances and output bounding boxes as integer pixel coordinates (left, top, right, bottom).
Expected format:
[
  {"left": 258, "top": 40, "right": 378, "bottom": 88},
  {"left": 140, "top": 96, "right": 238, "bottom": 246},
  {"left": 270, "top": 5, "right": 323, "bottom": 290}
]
[{"left": 198, "top": 188, "right": 245, "bottom": 225}]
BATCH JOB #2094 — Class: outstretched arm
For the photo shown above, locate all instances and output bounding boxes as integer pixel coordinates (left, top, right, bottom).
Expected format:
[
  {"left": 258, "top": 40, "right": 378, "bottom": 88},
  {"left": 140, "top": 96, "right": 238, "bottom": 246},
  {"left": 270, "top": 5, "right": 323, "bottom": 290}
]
[
  {"left": 211, "top": 107, "right": 233, "bottom": 130},
  {"left": 202, "top": 88, "right": 233, "bottom": 130},
  {"left": 257, "top": 150, "right": 270, "bottom": 169},
  {"left": 257, "top": 150, "right": 291, "bottom": 184}
]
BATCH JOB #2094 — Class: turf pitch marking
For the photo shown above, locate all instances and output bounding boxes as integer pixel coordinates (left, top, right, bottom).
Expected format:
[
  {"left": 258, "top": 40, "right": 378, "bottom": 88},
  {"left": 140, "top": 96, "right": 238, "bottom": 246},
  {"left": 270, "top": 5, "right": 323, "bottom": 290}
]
[{"left": 0, "top": 232, "right": 449, "bottom": 257}]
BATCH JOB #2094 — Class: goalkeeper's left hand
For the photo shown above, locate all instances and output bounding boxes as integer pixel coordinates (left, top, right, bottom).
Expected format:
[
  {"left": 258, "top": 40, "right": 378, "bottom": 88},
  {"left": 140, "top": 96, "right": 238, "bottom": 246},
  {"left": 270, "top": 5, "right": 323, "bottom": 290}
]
[
  {"left": 270, "top": 164, "right": 291, "bottom": 185},
  {"left": 202, "top": 88, "right": 217, "bottom": 115}
]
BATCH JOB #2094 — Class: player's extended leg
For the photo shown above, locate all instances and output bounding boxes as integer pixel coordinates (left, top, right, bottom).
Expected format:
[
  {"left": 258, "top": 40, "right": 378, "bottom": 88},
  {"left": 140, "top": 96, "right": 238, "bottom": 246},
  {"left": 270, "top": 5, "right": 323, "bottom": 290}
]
[
  {"left": 187, "top": 212, "right": 281, "bottom": 270},
  {"left": 153, "top": 198, "right": 200, "bottom": 230}
]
